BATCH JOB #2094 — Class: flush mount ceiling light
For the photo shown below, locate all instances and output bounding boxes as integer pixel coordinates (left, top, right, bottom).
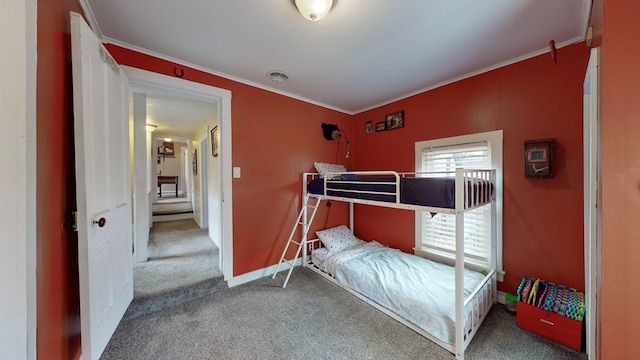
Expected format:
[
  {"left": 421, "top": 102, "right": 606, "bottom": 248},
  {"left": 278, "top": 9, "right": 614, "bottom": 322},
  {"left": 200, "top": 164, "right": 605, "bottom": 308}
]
[
  {"left": 294, "top": 0, "right": 334, "bottom": 21},
  {"left": 267, "top": 70, "right": 289, "bottom": 83}
]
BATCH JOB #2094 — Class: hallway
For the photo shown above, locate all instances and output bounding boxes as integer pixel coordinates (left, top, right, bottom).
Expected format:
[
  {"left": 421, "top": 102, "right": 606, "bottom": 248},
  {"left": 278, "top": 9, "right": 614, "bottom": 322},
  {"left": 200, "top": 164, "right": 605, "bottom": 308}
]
[{"left": 134, "top": 219, "right": 222, "bottom": 298}]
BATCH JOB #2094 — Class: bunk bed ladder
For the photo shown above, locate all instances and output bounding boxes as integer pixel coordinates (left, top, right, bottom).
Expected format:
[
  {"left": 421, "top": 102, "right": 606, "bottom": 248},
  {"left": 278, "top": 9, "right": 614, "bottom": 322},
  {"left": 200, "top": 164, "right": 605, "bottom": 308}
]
[{"left": 272, "top": 194, "right": 321, "bottom": 288}]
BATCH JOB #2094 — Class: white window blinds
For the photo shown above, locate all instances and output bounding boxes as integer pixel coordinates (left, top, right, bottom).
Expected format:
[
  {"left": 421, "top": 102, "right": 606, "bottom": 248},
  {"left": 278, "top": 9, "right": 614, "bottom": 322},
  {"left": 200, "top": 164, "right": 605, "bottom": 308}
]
[
  {"left": 420, "top": 141, "right": 491, "bottom": 263},
  {"left": 421, "top": 142, "right": 489, "bottom": 172}
]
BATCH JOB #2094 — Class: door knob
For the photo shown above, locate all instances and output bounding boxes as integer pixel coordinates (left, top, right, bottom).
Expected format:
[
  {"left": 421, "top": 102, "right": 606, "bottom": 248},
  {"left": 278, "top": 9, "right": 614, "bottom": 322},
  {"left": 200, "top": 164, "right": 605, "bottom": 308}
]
[{"left": 93, "top": 217, "right": 106, "bottom": 227}]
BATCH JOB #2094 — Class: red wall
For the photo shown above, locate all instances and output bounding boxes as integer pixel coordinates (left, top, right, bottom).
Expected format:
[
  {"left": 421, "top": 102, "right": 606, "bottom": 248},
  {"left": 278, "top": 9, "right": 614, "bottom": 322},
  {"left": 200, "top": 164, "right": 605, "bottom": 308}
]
[
  {"left": 600, "top": 0, "right": 640, "bottom": 358},
  {"left": 36, "top": 1, "right": 84, "bottom": 359},
  {"left": 108, "top": 43, "right": 589, "bottom": 294},
  {"left": 351, "top": 43, "right": 590, "bottom": 295},
  {"left": 106, "top": 45, "right": 354, "bottom": 275}
]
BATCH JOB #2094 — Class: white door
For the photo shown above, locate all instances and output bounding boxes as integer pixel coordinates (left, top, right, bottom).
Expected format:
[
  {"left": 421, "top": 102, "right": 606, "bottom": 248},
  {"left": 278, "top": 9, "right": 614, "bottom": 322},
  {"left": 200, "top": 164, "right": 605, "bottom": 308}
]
[{"left": 71, "top": 12, "right": 133, "bottom": 360}]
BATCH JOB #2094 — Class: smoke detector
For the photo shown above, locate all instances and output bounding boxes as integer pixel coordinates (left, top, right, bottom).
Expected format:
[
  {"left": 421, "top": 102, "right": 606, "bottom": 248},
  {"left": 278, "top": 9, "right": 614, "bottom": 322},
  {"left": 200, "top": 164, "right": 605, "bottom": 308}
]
[{"left": 267, "top": 70, "right": 289, "bottom": 83}]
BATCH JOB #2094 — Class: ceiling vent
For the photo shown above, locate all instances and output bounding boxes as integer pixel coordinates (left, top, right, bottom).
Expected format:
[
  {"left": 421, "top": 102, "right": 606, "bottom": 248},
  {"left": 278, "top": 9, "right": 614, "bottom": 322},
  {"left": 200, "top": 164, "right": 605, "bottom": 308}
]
[{"left": 267, "top": 70, "right": 289, "bottom": 83}]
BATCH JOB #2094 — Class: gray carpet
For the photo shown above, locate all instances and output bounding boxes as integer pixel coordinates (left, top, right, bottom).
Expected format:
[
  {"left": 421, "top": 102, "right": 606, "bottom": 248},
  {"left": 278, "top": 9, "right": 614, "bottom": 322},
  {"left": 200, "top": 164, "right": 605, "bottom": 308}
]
[
  {"left": 102, "top": 267, "right": 587, "bottom": 360},
  {"left": 134, "top": 219, "right": 222, "bottom": 297},
  {"left": 123, "top": 219, "right": 225, "bottom": 321}
]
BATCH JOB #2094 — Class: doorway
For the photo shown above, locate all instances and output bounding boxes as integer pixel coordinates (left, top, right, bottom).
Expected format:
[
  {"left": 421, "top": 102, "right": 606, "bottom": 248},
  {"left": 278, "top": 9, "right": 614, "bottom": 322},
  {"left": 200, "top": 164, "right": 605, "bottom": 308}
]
[
  {"left": 153, "top": 136, "right": 194, "bottom": 223},
  {"left": 124, "top": 66, "right": 234, "bottom": 288},
  {"left": 131, "top": 90, "right": 218, "bottom": 303}
]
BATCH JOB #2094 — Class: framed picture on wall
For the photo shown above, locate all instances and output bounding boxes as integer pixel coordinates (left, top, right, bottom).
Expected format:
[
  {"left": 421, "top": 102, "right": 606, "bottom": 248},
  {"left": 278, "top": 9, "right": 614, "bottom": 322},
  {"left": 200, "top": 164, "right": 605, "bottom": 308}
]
[
  {"left": 211, "top": 126, "right": 219, "bottom": 157},
  {"left": 375, "top": 121, "right": 386, "bottom": 132},
  {"left": 385, "top": 111, "right": 404, "bottom": 130},
  {"left": 524, "top": 138, "right": 554, "bottom": 178},
  {"left": 365, "top": 121, "right": 373, "bottom": 134},
  {"left": 158, "top": 141, "right": 175, "bottom": 155}
]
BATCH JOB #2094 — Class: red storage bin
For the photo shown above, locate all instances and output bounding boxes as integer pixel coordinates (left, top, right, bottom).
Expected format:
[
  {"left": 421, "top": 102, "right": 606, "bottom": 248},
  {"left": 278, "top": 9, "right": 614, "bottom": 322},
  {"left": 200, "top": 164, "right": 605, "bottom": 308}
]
[{"left": 516, "top": 301, "right": 583, "bottom": 351}]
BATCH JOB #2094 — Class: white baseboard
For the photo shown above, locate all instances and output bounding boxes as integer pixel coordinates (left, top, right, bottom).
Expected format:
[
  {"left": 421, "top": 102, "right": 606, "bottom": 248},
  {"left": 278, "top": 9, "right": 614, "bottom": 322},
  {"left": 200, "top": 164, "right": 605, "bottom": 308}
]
[
  {"left": 226, "top": 258, "right": 303, "bottom": 288},
  {"left": 193, "top": 216, "right": 202, "bottom": 228},
  {"left": 497, "top": 290, "right": 506, "bottom": 305}
]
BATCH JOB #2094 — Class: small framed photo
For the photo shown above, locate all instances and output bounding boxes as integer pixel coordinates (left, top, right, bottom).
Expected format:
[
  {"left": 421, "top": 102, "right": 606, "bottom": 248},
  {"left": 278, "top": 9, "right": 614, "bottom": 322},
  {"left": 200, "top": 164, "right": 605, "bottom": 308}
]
[
  {"left": 375, "top": 121, "right": 386, "bottom": 132},
  {"left": 365, "top": 121, "right": 373, "bottom": 134},
  {"left": 211, "top": 126, "right": 219, "bottom": 157},
  {"left": 527, "top": 148, "right": 548, "bottom": 162},
  {"left": 158, "top": 142, "right": 174, "bottom": 155},
  {"left": 386, "top": 111, "right": 404, "bottom": 130}
]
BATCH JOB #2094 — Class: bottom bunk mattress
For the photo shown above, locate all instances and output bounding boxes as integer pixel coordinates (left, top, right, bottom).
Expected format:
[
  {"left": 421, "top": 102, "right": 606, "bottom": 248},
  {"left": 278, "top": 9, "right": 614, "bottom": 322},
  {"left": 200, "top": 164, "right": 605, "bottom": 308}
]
[{"left": 311, "top": 241, "right": 486, "bottom": 345}]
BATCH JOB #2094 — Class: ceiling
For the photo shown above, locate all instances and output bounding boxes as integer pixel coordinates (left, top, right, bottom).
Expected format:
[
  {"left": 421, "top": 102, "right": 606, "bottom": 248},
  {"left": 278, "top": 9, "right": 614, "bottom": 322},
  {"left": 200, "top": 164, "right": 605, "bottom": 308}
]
[
  {"left": 84, "top": 0, "right": 591, "bottom": 121},
  {"left": 131, "top": 86, "right": 218, "bottom": 141}
]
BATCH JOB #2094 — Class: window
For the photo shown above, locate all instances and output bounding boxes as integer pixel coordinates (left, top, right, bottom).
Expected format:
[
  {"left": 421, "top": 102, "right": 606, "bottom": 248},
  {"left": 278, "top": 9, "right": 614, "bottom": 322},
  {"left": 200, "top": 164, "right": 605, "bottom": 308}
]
[{"left": 414, "top": 130, "right": 503, "bottom": 276}]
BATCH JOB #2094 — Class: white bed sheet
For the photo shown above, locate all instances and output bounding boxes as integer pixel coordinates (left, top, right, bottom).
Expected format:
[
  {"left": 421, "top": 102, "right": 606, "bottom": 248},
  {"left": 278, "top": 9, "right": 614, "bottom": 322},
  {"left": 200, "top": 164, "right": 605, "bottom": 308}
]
[
  {"left": 311, "top": 246, "right": 331, "bottom": 273},
  {"left": 313, "top": 241, "right": 485, "bottom": 344}
]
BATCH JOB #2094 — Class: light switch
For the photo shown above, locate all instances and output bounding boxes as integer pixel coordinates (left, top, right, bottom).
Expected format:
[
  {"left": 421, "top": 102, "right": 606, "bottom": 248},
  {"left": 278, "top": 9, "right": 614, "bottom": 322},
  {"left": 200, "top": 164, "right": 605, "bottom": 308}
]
[{"left": 233, "top": 167, "right": 241, "bottom": 178}]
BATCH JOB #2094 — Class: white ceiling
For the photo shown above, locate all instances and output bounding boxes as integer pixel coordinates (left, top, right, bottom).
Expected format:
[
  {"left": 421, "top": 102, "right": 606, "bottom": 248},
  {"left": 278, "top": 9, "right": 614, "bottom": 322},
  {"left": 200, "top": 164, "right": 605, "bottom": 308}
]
[
  {"left": 132, "top": 87, "right": 218, "bottom": 140},
  {"left": 85, "top": 0, "right": 590, "bottom": 121}
]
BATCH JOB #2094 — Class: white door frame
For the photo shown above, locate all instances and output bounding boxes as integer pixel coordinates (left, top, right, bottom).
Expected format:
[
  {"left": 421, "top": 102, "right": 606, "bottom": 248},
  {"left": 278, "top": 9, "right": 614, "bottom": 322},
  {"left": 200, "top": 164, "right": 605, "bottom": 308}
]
[
  {"left": 182, "top": 147, "right": 190, "bottom": 200},
  {"left": 122, "top": 66, "right": 233, "bottom": 281},
  {"left": 2, "top": 1, "right": 37, "bottom": 359},
  {"left": 583, "top": 46, "right": 601, "bottom": 359},
  {"left": 198, "top": 133, "right": 209, "bottom": 228},
  {"left": 132, "top": 92, "right": 149, "bottom": 262}
]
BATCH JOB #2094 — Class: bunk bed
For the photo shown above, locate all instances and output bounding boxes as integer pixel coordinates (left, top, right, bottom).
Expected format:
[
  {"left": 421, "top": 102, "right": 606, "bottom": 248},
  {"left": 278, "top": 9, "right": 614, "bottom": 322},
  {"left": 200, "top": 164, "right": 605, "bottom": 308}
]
[{"left": 273, "top": 168, "right": 497, "bottom": 360}]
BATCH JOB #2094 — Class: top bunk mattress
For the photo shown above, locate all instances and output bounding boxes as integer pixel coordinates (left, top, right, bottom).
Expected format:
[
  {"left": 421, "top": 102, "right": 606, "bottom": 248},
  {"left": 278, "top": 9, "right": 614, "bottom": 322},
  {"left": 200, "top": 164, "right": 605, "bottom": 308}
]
[{"left": 308, "top": 176, "right": 492, "bottom": 209}]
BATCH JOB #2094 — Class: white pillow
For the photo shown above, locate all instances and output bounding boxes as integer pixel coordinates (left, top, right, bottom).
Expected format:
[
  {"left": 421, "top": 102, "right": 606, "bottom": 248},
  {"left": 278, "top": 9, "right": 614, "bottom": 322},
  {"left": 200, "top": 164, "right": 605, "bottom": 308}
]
[
  {"left": 314, "top": 162, "right": 347, "bottom": 179},
  {"left": 315, "top": 225, "right": 363, "bottom": 253}
]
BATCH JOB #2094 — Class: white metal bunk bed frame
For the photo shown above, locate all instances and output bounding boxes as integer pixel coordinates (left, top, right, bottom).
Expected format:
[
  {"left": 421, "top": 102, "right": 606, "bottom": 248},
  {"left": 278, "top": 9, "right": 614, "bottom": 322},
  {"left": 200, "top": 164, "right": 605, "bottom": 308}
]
[{"left": 273, "top": 168, "right": 497, "bottom": 360}]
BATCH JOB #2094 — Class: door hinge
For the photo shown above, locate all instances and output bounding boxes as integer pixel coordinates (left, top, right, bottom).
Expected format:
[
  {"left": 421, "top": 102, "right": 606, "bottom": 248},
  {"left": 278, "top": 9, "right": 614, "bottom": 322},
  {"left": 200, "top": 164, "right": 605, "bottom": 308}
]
[{"left": 71, "top": 211, "right": 78, "bottom": 232}]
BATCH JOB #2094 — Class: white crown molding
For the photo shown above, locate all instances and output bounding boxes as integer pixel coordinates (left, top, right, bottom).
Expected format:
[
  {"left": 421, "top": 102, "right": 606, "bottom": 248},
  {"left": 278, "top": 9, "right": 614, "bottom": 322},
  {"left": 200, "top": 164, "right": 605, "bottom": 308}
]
[
  {"left": 77, "top": 0, "right": 104, "bottom": 40},
  {"left": 103, "top": 37, "right": 354, "bottom": 115},
  {"left": 353, "top": 36, "right": 585, "bottom": 114},
  {"left": 83, "top": 0, "right": 587, "bottom": 117}
]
